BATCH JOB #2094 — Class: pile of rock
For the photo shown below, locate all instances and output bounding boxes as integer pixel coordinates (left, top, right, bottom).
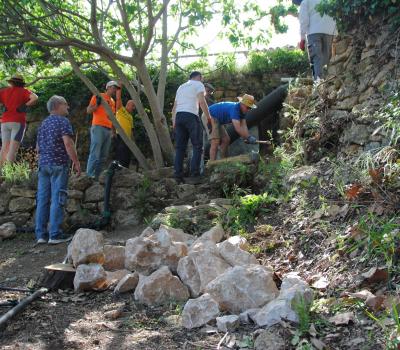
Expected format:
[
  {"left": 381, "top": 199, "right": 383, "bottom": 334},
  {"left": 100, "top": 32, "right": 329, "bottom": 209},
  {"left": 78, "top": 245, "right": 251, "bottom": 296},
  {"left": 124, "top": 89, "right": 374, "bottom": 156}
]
[{"left": 69, "top": 223, "right": 313, "bottom": 331}]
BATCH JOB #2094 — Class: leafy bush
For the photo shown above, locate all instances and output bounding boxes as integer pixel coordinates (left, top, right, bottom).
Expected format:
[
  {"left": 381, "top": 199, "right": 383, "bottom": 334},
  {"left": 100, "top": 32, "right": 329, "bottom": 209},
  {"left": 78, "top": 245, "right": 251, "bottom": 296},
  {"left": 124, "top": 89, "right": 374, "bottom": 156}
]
[
  {"left": 318, "top": 0, "right": 400, "bottom": 31},
  {"left": 1, "top": 161, "right": 32, "bottom": 183},
  {"left": 247, "top": 48, "right": 309, "bottom": 76}
]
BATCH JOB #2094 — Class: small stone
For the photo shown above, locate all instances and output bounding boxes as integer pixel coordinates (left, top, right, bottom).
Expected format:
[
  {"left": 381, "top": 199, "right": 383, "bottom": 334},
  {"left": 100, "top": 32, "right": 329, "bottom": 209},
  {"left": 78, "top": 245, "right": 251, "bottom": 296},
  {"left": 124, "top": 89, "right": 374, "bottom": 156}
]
[
  {"left": 216, "top": 315, "right": 240, "bottom": 332},
  {"left": 10, "top": 188, "right": 36, "bottom": 198},
  {"left": 114, "top": 272, "right": 139, "bottom": 294},
  {"left": 0, "top": 222, "right": 16, "bottom": 240},
  {"left": 67, "top": 190, "right": 84, "bottom": 200},
  {"left": 239, "top": 308, "right": 260, "bottom": 324},
  {"left": 84, "top": 183, "right": 104, "bottom": 202},
  {"left": 182, "top": 293, "right": 220, "bottom": 329},
  {"left": 8, "top": 197, "right": 35, "bottom": 212},
  {"left": 252, "top": 299, "right": 298, "bottom": 327},
  {"left": 254, "top": 329, "right": 286, "bottom": 350},
  {"left": 105, "top": 269, "right": 130, "bottom": 288}
]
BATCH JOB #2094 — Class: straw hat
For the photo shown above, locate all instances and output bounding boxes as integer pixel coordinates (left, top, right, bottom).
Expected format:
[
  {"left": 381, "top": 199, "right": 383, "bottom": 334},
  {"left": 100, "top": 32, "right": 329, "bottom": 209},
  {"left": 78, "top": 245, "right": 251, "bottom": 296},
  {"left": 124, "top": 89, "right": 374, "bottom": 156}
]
[
  {"left": 8, "top": 74, "right": 26, "bottom": 85},
  {"left": 237, "top": 94, "right": 257, "bottom": 109}
]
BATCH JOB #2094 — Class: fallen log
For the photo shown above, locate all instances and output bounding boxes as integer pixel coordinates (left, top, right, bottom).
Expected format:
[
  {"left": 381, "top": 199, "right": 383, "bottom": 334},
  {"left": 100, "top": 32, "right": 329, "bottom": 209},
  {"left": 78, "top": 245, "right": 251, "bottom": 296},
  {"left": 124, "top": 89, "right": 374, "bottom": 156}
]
[{"left": 0, "top": 288, "right": 48, "bottom": 330}]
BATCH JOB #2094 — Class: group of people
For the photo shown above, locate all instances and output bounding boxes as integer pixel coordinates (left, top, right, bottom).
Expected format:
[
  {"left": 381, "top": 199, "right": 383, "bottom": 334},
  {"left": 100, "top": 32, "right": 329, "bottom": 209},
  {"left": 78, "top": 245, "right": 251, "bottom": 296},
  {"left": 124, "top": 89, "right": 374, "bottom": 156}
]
[{"left": 0, "top": 0, "right": 337, "bottom": 244}]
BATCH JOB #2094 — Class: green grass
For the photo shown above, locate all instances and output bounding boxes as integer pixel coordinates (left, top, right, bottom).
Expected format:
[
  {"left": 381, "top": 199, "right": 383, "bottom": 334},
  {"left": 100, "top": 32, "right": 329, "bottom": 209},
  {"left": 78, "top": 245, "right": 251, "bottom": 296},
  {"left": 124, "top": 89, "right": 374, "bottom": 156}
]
[{"left": 1, "top": 161, "right": 32, "bottom": 184}]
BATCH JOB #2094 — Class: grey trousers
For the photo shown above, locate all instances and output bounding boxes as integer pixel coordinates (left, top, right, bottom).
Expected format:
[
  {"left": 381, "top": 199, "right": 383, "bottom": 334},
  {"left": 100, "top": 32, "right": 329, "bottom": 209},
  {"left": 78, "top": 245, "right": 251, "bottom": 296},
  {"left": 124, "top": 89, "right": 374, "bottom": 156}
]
[{"left": 307, "top": 33, "right": 334, "bottom": 80}]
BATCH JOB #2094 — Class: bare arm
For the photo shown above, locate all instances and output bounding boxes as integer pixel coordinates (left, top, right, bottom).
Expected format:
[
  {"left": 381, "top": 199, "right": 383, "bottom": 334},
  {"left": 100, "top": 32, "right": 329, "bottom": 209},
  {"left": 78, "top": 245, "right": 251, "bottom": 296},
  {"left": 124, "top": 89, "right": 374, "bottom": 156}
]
[
  {"left": 26, "top": 93, "right": 38, "bottom": 107},
  {"left": 198, "top": 92, "right": 211, "bottom": 122},
  {"left": 87, "top": 104, "right": 97, "bottom": 114},
  {"left": 232, "top": 119, "right": 250, "bottom": 138},
  {"left": 62, "top": 135, "right": 81, "bottom": 176},
  {"left": 172, "top": 100, "right": 177, "bottom": 129},
  {"left": 201, "top": 113, "right": 210, "bottom": 138}
]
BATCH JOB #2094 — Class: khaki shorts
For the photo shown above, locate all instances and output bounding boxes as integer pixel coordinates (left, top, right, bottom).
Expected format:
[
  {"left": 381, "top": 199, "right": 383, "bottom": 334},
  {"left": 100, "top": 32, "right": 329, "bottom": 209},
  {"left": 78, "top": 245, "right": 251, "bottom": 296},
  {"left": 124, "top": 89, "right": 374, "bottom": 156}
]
[{"left": 210, "top": 118, "right": 228, "bottom": 140}]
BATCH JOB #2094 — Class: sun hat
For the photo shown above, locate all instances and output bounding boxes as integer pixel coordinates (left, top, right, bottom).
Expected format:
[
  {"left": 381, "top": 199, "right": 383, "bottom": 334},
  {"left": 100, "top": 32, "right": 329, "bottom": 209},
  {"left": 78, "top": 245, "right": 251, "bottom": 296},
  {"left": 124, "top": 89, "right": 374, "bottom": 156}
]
[
  {"left": 237, "top": 94, "right": 257, "bottom": 109},
  {"left": 8, "top": 74, "right": 26, "bottom": 85}
]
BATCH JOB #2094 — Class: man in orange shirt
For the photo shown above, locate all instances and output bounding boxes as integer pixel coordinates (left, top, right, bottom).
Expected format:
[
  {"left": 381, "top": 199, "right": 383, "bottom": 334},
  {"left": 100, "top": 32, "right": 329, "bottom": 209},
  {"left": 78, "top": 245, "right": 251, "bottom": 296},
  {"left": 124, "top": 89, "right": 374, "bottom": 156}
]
[{"left": 86, "top": 81, "right": 119, "bottom": 180}]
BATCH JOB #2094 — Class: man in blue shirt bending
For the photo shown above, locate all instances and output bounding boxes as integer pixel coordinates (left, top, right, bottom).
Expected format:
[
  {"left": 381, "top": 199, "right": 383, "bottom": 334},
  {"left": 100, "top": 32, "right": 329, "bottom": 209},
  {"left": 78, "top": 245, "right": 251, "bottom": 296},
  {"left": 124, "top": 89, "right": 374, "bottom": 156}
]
[{"left": 209, "top": 94, "right": 257, "bottom": 160}]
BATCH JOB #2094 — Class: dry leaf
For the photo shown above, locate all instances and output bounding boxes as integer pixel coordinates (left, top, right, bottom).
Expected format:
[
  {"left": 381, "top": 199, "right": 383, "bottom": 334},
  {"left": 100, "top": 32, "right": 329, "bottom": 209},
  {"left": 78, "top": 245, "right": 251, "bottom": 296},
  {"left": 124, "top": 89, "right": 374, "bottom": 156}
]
[
  {"left": 345, "top": 184, "right": 363, "bottom": 200},
  {"left": 312, "top": 276, "right": 329, "bottom": 290},
  {"left": 361, "top": 267, "right": 389, "bottom": 284},
  {"left": 104, "top": 309, "right": 123, "bottom": 320},
  {"left": 369, "top": 168, "right": 383, "bottom": 184},
  {"left": 346, "top": 290, "right": 375, "bottom": 301},
  {"left": 309, "top": 324, "right": 317, "bottom": 337},
  {"left": 329, "top": 311, "right": 355, "bottom": 325},
  {"left": 365, "top": 295, "right": 385, "bottom": 311}
]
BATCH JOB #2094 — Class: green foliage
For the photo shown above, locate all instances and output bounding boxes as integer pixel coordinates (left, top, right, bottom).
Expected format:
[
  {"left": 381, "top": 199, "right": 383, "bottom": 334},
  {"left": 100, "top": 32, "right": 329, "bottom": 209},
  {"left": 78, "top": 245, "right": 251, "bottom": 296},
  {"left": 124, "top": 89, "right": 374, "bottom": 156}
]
[
  {"left": 225, "top": 193, "right": 276, "bottom": 235},
  {"left": 247, "top": 48, "right": 309, "bottom": 76},
  {"left": 292, "top": 296, "right": 312, "bottom": 335},
  {"left": 1, "top": 161, "right": 32, "bottom": 184},
  {"left": 215, "top": 53, "right": 237, "bottom": 74},
  {"left": 134, "top": 177, "right": 154, "bottom": 219},
  {"left": 165, "top": 209, "right": 194, "bottom": 234},
  {"left": 318, "top": 0, "right": 400, "bottom": 31},
  {"left": 211, "top": 162, "right": 253, "bottom": 197},
  {"left": 377, "top": 91, "right": 400, "bottom": 146}
]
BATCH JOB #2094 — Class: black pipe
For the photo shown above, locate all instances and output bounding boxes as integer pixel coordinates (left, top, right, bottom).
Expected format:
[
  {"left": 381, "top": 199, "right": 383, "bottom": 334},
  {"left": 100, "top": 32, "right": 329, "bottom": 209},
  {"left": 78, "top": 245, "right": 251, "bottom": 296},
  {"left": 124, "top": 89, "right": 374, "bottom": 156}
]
[{"left": 226, "top": 84, "right": 288, "bottom": 144}]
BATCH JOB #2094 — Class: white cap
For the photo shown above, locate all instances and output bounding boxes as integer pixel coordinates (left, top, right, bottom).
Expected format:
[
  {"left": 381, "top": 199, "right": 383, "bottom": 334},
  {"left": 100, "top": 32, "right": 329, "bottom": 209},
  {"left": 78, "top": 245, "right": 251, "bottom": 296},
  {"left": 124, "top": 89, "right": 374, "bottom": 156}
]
[{"left": 106, "top": 80, "right": 119, "bottom": 89}]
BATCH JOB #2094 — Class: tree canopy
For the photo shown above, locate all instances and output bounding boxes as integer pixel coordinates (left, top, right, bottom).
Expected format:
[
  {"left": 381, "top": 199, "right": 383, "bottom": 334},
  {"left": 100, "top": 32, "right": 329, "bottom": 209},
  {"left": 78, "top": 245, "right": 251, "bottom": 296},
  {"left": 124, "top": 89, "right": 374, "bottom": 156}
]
[{"left": 0, "top": 0, "right": 297, "bottom": 168}]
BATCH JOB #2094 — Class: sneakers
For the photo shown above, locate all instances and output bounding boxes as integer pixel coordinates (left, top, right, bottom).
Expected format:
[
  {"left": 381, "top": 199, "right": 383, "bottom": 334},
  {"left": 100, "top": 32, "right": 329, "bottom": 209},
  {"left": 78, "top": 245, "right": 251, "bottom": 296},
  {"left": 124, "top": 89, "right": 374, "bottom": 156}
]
[
  {"left": 48, "top": 235, "right": 73, "bottom": 245},
  {"left": 184, "top": 176, "right": 203, "bottom": 185},
  {"left": 36, "top": 238, "right": 47, "bottom": 244}
]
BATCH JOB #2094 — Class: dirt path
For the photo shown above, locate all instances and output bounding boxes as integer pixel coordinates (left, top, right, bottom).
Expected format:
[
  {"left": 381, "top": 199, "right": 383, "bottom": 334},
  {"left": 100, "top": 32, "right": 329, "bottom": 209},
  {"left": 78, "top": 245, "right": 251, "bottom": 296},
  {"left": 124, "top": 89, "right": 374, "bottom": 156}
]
[{"left": 0, "top": 227, "right": 221, "bottom": 350}]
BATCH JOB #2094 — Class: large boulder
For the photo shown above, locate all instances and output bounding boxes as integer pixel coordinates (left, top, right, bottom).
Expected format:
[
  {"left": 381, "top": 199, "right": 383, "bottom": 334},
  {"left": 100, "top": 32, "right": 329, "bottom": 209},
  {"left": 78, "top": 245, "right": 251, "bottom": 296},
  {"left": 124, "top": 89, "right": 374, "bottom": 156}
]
[
  {"left": 70, "top": 228, "right": 105, "bottom": 267},
  {"left": 134, "top": 266, "right": 189, "bottom": 305},
  {"left": 198, "top": 224, "right": 225, "bottom": 243},
  {"left": 0, "top": 222, "right": 16, "bottom": 240},
  {"left": 103, "top": 245, "right": 125, "bottom": 271},
  {"left": 205, "top": 265, "right": 278, "bottom": 313},
  {"left": 279, "top": 273, "right": 313, "bottom": 306},
  {"left": 177, "top": 249, "right": 230, "bottom": 297},
  {"left": 158, "top": 225, "right": 196, "bottom": 246},
  {"left": 181, "top": 293, "right": 220, "bottom": 329},
  {"left": 125, "top": 230, "right": 188, "bottom": 274},
  {"left": 73, "top": 264, "right": 107, "bottom": 292},
  {"left": 218, "top": 240, "right": 258, "bottom": 266}
]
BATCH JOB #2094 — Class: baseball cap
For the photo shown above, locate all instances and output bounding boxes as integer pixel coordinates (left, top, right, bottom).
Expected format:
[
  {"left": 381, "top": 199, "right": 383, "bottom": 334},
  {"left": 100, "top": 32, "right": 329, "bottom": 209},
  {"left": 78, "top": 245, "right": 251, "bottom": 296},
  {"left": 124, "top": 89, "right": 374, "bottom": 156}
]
[{"left": 106, "top": 81, "right": 120, "bottom": 89}]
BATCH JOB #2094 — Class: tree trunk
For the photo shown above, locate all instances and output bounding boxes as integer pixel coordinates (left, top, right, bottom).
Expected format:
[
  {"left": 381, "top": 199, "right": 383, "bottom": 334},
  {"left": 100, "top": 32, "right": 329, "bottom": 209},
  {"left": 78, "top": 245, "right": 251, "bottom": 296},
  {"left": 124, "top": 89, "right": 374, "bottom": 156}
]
[
  {"left": 137, "top": 60, "right": 175, "bottom": 165},
  {"left": 157, "top": 2, "right": 168, "bottom": 112}
]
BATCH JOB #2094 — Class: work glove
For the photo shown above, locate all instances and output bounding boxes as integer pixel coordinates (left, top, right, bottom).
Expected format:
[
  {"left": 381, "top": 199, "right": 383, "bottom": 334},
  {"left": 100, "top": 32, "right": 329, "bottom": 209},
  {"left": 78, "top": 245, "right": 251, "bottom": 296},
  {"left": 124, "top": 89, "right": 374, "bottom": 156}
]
[
  {"left": 245, "top": 135, "right": 257, "bottom": 144},
  {"left": 299, "top": 39, "right": 306, "bottom": 51},
  {"left": 96, "top": 95, "right": 102, "bottom": 106},
  {"left": 16, "top": 104, "right": 28, "bottom": 113}
]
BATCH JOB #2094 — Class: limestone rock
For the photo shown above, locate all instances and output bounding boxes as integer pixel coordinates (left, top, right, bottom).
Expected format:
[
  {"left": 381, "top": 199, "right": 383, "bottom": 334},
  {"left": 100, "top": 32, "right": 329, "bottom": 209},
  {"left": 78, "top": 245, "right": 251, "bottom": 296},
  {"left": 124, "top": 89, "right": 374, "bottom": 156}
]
[
  {"left": 341, "top": 124, "right": 370, "bottom": 145},
  {"left": 134, "top": 266, "right": 189, "bottom": 306},
  {"left": 0, "top": 214, "right": 30, "bottom": 227},
  {"left": 205, "top": 265, "right": 278, "bottom": 313},
  {"left": 112, "top": 169, "right": 144, "bottom": 187},
  {"left": 199, "top": 224, "right": 225, "bottom": 243},
  {"left": 112, "top": 209, "right": 140, "bottom": 228},
  {"left": 106, "top": 269, "right": 131, "bottom": 288},
  {"left": 8, "top": 197, "right": 35, "bottom": 212},
  {"left": 178, "top": 250, "right": 230, "bottom": 297},
  {"left": 139, "top": 226, "right": 155, "bottom": 238},
  {"left": 103, "top": 245, "right": 125, "bottom": 271},
  {"left": 288, "top": 166, "right": 318, "bottom": 184},
  {"left": 176, "top": 184, "right": 196, "bottom": 200},
  {"left": 226, "top": 235, "right": 249, "bottom": 250},
  {"left": 279, "top": 273, "right": 313, "bottom": 306},
  {"left": 10, "top": 188, "right": 36, "bottom": 198},
  {"left": 254, "top": 329, "right": 286, "bottom": 350},
  {"left": 66, "top": 198, "right": 81, "bottom": 213},
  {"left": 69, "top": 174, "right": 93, "bottom": 191},
  {"left": 252, "top": 299, "right": 298, "bottom": 327},
  {"left": 74, "top": 264, "right": 107, "bottom": 292},
  {"left": 0, "top": 222, "right": 16, "bottom": 240},
  {"left": 159, "top": 225, "right": 196, "bottom": 246},
  {"left": 68, "top": 211, "right": 101, "bottom": 228},
  {"left": 190, "top": 239, "right": 219, "bottom": 254},
  {"left": 84, "top": 183, "right": 104, "bottom": 202},
  {"left": 67, "top": 190, "right": 84, "bottom": 200},
  {"left": 239, "top": 308, "right": 260, "bottom": 324},
  {"left": 182, "top": 293, "right": 220, "bottom": 329},
  {"left": 70, "top": 228, "right": 105, "bottom": 267},
  {"left": 144, "top": 167, "right": 174, "bottom": 181},
  {"left": 216, "top": 315, "right": 240, "bottom": 332},
  {"left": 218, "top": 240, "right": 258, "bottom": 266},
  {"left": 125, "top": 231, "right": 188, "bottom": 274},
  {"left": 114, "top": 272, "right": 139, "bottom": 294}
]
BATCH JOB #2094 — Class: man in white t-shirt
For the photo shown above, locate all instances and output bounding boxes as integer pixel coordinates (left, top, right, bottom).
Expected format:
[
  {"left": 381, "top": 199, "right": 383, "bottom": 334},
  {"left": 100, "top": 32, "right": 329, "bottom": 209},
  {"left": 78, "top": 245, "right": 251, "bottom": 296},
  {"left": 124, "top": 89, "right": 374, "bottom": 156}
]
[
  {"left": 296, "top": 0, "right": 337, "bottom": 80},
  {"left": 172, "top": 71, "right": 212, "bottom": 184}
]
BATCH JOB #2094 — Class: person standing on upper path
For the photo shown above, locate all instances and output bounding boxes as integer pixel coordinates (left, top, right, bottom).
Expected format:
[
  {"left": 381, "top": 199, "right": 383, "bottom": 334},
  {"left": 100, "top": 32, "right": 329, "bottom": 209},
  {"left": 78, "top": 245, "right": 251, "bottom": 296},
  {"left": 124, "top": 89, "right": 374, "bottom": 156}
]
[
  {"left": 114, "top": 82, "right": 136, "bottom": 168},
  {"left": 172, "top": 71, "right": 212, "bottom": 184},
  {"left": 297, "top": 0, "right": 337, "bottom": 81},
  {"left": 208, "top": 94, "right": 258, "bottom": 161},
  {"left": 0, "top": 75, "right": 38, "bottom": 165},
  {"left": 86, "top": 81, "right": 119, "bottom": 180},
  {"left": 35, "top": 95, "right": 81, "bottom": 245}
]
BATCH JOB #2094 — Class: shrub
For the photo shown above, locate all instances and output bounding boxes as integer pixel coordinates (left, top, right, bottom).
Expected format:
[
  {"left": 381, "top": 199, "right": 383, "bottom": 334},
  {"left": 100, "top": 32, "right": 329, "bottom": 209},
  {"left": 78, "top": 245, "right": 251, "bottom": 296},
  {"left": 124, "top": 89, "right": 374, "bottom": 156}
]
[
  {"left": 1, "top": 161, "right": 32, "bottom": 184},
  {"left": 318, "top": 0, "right": 400, "bottom": 31}
]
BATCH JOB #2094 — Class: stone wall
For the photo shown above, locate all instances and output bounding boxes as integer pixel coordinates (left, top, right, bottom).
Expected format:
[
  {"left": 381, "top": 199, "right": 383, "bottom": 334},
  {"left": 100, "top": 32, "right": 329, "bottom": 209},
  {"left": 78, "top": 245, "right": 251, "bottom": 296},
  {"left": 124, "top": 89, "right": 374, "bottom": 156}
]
[{"left": 281, "top": 16, "right": 399, "bottom": 162}]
